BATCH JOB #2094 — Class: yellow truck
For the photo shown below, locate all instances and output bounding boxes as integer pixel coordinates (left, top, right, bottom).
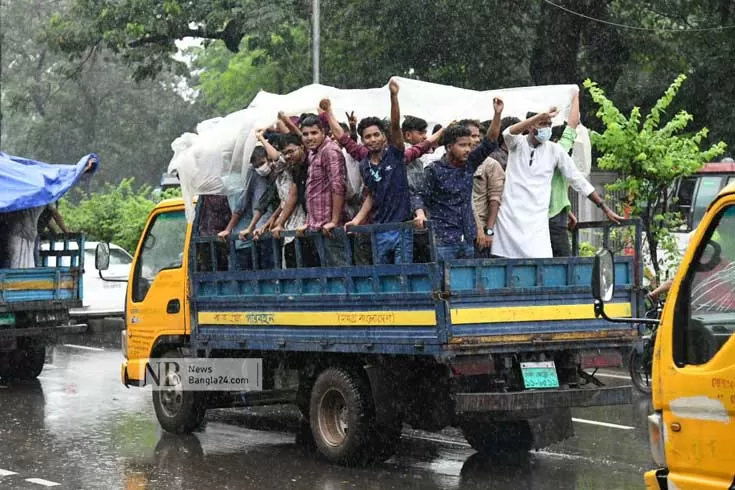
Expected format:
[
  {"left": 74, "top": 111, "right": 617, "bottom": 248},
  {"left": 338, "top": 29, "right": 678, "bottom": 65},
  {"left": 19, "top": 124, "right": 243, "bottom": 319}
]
[{"left": 595, "top": 183, "right": 735, "bottom": 489}]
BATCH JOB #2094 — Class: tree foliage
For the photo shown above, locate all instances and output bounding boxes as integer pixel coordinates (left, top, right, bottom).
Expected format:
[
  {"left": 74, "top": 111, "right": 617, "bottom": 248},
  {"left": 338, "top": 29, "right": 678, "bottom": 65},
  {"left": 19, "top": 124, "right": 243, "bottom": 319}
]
[
  {"left": 58, "top": 178, "right": 163, "bottom": 252},
  {"left": 1, "top": 0, "right": 211, "bottom": 190},
  {"left": 584, "top": 74, "right": 727, "bottom": 279}
]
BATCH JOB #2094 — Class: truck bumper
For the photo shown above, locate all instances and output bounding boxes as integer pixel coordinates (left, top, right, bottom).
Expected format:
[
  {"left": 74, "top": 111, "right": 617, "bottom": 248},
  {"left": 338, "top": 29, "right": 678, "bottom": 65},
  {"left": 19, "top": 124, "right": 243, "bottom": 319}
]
[
  {"left": 121, "top": 360, "right": 147, "bottom": 387},
  {"left": 454, "top": 385, "right": 632, "bottom": 413},
  {"left": 0, "top": 323, "right": 87, "bottom": 339}
]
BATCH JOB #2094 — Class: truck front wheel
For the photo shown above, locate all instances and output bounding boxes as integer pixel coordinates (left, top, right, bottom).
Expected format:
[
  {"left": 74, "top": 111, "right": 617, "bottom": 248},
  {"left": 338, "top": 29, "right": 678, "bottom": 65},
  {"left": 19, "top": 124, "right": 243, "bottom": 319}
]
[
  {"left": 152, "top": 351, "right": 206, "bottom": 434},
  {"left": 309, "top": 367, "right": 376, "bottom": 465}
]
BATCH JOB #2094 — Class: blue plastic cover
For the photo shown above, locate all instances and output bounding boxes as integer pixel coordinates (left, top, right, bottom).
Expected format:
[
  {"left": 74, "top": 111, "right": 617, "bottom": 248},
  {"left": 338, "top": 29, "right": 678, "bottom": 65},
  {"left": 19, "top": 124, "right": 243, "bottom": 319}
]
[{"left": 0, "top": 152, "right": 99, "bottom": 213}]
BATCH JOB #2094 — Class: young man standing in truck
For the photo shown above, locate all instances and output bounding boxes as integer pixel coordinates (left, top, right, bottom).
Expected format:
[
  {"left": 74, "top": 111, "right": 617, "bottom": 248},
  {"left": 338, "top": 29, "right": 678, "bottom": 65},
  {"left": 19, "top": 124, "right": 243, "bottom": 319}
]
[
  {"left": 492, "top": 108, "right": 622, "bottom": 259},
  {"left": 414, "top": 99, "right": 504, "bottom": 261},
  {"left": 299, "top": 116, "right": 349, "bottom": 267}
]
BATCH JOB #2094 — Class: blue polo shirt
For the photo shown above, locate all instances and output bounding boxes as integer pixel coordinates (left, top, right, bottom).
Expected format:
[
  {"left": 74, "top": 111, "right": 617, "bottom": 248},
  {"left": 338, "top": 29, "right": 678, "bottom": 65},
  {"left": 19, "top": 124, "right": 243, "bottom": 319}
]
[
  {"left": 359, "top": 145, "right": 411, "bottom": 224},
  {"left": 417, "top": 138, "right": 498, "bottom": 245}
]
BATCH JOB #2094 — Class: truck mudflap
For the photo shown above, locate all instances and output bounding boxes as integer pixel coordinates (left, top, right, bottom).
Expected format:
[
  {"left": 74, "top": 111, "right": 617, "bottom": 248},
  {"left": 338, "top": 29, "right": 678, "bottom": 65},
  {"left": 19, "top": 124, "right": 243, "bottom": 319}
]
[
  {"left": 454, "top": 385, "right": 632, "bottom": 413},
  {"left": 0, "top": 324, "right": 87, "bottom": 339}
]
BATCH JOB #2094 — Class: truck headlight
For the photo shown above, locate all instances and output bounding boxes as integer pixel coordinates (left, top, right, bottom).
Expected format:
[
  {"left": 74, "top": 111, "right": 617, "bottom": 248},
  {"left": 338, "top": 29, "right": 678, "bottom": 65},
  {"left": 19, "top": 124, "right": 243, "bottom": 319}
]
[
  {"left": 648, "top": 411, "right": 667, "bottom": 467},
  {"left": 121, "top": 329, "right": 128, "bottom": 359}
]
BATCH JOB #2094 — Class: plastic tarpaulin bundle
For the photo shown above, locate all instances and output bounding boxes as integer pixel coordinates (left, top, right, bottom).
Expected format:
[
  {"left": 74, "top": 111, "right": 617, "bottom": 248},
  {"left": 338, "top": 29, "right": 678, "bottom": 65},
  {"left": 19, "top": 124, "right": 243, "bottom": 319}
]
[
  {"left": 0, "top": 152, "right": 100, "bottom": 213},
  {"left": 169, "top": 77, "right": 590, "bottom": 222}
]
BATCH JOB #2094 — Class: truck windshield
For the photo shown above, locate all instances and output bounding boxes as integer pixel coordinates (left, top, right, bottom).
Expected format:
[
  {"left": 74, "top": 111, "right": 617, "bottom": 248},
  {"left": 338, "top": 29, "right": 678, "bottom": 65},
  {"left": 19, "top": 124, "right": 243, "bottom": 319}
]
[{"left": 131, "top": 210, "right": 186, "bottom": 302}]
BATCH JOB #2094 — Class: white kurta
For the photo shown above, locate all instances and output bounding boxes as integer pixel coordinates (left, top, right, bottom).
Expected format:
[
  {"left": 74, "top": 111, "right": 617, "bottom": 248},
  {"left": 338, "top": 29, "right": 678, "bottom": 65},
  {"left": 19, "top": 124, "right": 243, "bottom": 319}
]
[{"left": 491, "top": 129, "right": 595, "bottom": 259}]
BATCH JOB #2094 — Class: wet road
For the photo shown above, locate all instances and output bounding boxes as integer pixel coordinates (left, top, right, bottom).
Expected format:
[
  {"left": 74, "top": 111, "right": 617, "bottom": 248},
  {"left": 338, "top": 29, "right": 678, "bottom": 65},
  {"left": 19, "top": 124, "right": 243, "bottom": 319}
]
[{"left": 0, "top": 345, "right": 653, "bottom": 489}]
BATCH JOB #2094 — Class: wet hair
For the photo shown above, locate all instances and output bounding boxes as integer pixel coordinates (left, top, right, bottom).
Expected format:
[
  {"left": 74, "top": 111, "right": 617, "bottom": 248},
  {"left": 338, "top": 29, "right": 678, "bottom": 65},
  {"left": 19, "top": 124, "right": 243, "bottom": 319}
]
[
  {"left": 498, "top": 116, "right": 521, "bottom": 146},
  {"left": 458, "top": 119, "right": 481, "bottom": 131},
  {"left": 432, "top": 124, "right": 443, "bottom": 134},
  {"left": 299, "top": 115, "right": 324, "bottom": 131},
  {"left": 250, "top": 146, "right": 267, "bottom": 165},
  {"left": 278, "top": 133, "right": 303, "bottom": 150},
  {"left": 299, "top": 112, "right": 318, "bottom": 124},
  {"left": 443, "top": 124, "right": 472, "bottom": 146},
  {"left": 526, "top": 111, "right": 538, "bottom": 119},
  {"left": 357, "top": 117, "right": 386, "bottom": 138},
  {"left": 402, "top": 115, "right": 428, "bottom": 133},
  {"left": 480, "top": 120, "right": 492, "bottom": 134}
]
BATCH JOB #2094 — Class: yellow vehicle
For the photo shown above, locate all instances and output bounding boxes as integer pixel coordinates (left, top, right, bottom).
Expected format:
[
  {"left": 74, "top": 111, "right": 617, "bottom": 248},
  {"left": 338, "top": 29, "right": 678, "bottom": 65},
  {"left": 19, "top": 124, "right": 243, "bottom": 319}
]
[{"left": 595, "top": 184, "right": 735, "bottom": 489}]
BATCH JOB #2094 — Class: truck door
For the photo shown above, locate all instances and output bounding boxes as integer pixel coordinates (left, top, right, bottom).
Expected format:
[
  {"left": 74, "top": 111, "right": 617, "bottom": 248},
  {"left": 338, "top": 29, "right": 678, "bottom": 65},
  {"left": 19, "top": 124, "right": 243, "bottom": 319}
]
[
  {"left": 127, "top": 208, "right": 188, "bottom": 361},
  {"left": 663, "top": 197, "right": 735, "bottom": 489}
]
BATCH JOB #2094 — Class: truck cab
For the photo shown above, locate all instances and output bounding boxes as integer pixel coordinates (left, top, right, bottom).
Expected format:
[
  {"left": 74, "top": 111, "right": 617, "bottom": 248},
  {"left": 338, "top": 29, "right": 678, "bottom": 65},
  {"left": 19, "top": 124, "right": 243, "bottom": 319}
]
[{"left": 597, "top": 182, "right": 735, "bottom": 489}]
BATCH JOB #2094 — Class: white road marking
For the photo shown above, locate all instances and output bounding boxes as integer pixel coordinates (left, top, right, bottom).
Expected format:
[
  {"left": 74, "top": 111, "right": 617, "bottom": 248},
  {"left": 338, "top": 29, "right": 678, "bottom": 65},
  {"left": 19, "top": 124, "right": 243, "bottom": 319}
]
[
  {"left": 595, "top": 372, "right": 632, "bottom": 380},
  {"left": 0, "top": 469, "right": 18, "bottom": 476},
  {"left": 25, "top": 478, "right": 60, "bottom": 487},
  {"left": 572, "top": 418, "right": 635, "bottom": 430},
  {"left": 62, "top": 344, "right": 105, "bottom": 352}
]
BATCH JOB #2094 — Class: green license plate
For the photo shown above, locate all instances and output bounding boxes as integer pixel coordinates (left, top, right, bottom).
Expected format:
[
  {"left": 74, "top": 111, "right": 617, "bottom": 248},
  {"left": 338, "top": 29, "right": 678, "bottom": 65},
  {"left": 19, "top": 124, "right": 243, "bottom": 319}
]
[
  {"left": 521, "top": 361, "right": 559, "bottom": 389},
  {"left": 0, "top": 312, "right": 16, "bottom": 327}
]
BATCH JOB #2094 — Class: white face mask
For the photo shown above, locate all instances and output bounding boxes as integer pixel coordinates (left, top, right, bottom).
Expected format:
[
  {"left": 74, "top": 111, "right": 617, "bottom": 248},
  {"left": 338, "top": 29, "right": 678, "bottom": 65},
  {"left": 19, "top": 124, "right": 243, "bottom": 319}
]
[
  {"left": 255, "top": 164, "right": 272, "bottom": 177},
  {"left": 536, "top": 127, "right": 552, "bottom": 142}
]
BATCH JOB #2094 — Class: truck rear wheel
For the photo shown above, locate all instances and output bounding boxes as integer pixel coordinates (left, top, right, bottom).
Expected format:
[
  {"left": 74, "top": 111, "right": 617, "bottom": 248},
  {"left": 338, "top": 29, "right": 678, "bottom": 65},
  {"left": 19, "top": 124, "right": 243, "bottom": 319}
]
[
  {"left": 309, "top": 367, "right": 376, "bottom": 465},
  {"left": 4, "top": 346, "right": 46, "bottom": 380},
  {"left": 460, "top": 419, "right": 534, "bottom": 455},
  {"left": 152, "top": 351, "right": 206, "bottom": 434}
]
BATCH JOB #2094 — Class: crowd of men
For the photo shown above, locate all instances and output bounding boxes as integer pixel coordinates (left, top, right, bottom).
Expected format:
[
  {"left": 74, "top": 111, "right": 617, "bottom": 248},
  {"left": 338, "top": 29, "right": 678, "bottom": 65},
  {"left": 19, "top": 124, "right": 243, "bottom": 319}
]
[{"left": 199, "top": 80, "right": 622, "bottom": 269}]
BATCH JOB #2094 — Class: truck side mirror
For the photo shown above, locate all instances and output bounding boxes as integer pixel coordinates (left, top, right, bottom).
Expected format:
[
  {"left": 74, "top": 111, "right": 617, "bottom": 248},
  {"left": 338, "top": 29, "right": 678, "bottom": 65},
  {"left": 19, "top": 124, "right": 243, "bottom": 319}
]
[
  {"left": 95, "top": 242, "right": 110, "bottom": 271},
  {"left": 592, "top": 248, "right": 615, "bottom": 302}
]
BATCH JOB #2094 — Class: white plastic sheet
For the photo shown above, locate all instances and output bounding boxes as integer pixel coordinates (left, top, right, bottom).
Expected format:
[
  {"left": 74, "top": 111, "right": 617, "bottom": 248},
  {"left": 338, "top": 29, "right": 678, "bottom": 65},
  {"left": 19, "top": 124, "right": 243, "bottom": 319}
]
[{"left": 169, "top": 77, "right": 588, "bottom": 222}]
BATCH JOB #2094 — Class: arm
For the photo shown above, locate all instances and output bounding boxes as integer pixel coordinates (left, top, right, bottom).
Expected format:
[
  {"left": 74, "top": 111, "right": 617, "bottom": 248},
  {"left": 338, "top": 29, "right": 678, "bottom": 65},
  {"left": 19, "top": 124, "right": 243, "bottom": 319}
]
[
  {"left": 323, "top": 148, "right": 347, "bottom": 234},
  {"left": 256, "top": 130, "right": 281, "bottom": 161},
  {"left": 346, "top": 111, "right": 358, "bottom": 141},
  {"left": 320, "top": 98, "right": 369, "bottom": 161},
  {"left": 388, "top": 79, "right": 404, "bottom": 150},
  {"left": 278, "top": 112, "right": 302, "bottom": 138},
  {"left": 568, "top": 88, "right": 580, "bottom": 129},
  {"left": 239, "top": 211, "right": 263, "bottom": 238},
  {"left": 486, "top": 161, "right": 505, "bottom": 229},
  {"left": 218, "top": 212, "right": 242, "bottom": 240},
  {"left": 509, "top": 108, "right": 558, "bottom": 135},
  {"left": 488, "top": 97, "right": 504, "bottom": 142},
  {"left": 345, "top": 194, "right": 374, "bottom": 228},
  {"left": 556, "top": 151, "right": 622, "bottom": 223},
  {"left": 50, "top": 207, "right": 69, "bottom": 233},
  {"left": 466, "top": 99, "right": 504, "bottom": 170}
]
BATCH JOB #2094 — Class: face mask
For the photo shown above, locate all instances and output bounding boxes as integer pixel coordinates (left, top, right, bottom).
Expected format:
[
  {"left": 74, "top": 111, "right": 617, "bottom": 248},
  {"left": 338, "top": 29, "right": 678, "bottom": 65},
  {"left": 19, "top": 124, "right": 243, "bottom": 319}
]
[
  {"left": 536, "top": 127, "right": 552, "bottom": 142},
  {"left": 255, "top": 164, "right": 271, "bottom": 177}
]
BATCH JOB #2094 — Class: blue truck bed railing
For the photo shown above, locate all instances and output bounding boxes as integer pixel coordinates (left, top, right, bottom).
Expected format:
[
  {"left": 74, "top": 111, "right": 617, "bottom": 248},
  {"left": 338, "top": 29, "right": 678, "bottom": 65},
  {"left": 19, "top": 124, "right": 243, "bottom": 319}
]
[{"left": 188, "top": 218, "right": 641, "bottom": 357}]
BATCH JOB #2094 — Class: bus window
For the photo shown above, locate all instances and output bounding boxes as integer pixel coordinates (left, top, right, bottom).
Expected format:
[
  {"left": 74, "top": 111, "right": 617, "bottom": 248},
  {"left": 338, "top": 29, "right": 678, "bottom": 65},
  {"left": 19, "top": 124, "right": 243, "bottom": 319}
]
[{"left": 674, "top": 177, "right": 697, "bottom": 228}]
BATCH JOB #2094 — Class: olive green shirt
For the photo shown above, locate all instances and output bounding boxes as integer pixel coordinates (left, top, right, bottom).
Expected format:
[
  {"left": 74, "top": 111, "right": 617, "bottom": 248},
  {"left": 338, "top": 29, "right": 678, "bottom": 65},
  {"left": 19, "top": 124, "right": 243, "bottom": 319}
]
[{"left": 549, "top": 126, "right": 578, "bottom": 218}]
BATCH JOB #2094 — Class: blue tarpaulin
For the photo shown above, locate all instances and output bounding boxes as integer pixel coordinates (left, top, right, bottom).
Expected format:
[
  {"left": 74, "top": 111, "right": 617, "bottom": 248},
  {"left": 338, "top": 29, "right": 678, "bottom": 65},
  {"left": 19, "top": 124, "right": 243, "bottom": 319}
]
[{"left": 0, "top": 152, "right": 99, "bottom": 213}]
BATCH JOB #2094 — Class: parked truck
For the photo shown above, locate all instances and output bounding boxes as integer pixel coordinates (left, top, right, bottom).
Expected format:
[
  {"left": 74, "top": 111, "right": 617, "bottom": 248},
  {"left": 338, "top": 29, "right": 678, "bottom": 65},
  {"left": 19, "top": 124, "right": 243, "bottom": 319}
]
[
  {"left": 0, "top": 233, "right": 86, "bottom": 379},
  {"left": 109, "top": 197, "right": 643, "bottom": 465}
]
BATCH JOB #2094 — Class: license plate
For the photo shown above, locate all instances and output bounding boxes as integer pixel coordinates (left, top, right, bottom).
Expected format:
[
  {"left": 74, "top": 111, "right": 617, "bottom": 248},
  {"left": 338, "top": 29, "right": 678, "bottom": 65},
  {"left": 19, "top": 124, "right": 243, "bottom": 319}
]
[
  {"left": 0, "top": 312, "right": 16, "bottom": 327},
  {"left": 521, "top": 361, "right": 559, "bottom": 389}
]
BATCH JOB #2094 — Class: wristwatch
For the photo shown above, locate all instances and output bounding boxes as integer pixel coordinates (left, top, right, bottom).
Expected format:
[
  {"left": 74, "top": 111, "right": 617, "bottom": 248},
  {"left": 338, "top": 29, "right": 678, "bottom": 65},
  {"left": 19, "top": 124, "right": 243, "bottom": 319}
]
[{"left": 484, "top": 227, "right": 495, "bottom": 237}]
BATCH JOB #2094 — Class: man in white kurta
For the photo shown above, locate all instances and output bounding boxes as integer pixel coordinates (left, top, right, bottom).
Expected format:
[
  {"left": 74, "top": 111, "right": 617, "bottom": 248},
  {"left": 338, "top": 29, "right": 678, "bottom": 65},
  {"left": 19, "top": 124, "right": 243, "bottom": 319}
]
[{"left": 492, "top": 110, "right": 620, "bottom": 259}]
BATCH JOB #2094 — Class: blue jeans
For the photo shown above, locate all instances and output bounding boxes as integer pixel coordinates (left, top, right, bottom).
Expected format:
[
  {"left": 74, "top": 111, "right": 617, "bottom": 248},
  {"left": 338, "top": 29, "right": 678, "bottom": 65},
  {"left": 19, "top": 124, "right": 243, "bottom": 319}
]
[
  {"left": 436, "top": 242, "right": 474, "bottom": 261},
  {"left": 375, "top": 229, "right": 413, "bottom": 264}
]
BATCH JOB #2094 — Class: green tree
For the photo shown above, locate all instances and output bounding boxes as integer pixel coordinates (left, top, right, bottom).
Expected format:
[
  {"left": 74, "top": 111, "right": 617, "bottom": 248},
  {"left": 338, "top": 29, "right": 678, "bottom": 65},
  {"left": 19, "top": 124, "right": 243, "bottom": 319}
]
[
  {"left": 58, "top": 178, "right": 157, "bottom": 252},
  {"left": 1, "top": 0, "right": 210, "bottom": 189},
  {"left": 584, "top": 74, "right": 727, "bottom": 280}
]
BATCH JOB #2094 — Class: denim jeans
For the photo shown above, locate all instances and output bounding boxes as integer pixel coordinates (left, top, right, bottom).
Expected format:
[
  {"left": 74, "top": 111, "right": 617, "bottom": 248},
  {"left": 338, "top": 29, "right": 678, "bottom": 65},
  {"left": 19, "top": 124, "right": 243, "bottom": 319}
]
[
  {"left": 436, "top": 242, "right": 475, "bottom": 261},
  {"left": 375, "top": 229, "right": 413, "bottom": 264}
]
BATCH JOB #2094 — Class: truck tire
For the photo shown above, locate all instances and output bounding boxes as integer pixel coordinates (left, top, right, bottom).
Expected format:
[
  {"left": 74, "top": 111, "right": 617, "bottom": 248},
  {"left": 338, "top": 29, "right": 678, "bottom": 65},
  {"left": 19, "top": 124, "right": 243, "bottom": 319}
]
[
  {"left": 309, "top": 367, "right": 376, "bottom": 465},
  {"left": 152, "top": 351, "right": 206, "bottom": 434},
  {"left": 460, "top": 419, "right": 533, "bottom": 455},
  {"left": 6, "top": 346, "right": 45, "bottom": 380}
]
